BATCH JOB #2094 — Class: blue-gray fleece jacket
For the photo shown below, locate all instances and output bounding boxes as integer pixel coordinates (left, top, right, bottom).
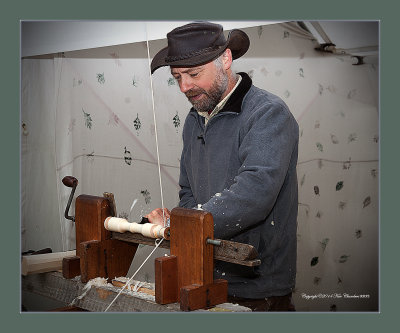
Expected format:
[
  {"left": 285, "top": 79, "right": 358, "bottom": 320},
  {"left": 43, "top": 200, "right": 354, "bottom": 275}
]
[{"left": 179, "top": 72, "right": 299, "bottom": 299}]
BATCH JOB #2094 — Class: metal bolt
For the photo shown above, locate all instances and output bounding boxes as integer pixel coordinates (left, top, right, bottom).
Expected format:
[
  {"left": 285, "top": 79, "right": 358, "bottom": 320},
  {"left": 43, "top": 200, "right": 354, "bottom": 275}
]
[{"left": 206, "top": 238, "right": 221, "bottom": 246}]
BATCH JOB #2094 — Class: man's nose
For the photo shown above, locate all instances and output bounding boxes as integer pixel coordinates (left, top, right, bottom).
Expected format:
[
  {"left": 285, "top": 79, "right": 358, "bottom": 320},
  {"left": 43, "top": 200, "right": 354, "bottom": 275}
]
[{"left": 179, "top": 76, "right": 194, "bottom": 93}]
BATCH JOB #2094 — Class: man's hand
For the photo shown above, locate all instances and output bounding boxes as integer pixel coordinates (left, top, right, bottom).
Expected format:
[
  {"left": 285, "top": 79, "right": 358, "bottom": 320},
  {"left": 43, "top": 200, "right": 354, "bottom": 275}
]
[{"left": 145, "top": 208, "right": 171, "bottom": 226}]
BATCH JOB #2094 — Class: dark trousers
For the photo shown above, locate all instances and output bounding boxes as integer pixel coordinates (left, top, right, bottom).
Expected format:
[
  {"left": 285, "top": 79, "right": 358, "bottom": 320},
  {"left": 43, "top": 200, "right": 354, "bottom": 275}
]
[{"left": 227, "top": 293, "right": 295, "bottom": 312}]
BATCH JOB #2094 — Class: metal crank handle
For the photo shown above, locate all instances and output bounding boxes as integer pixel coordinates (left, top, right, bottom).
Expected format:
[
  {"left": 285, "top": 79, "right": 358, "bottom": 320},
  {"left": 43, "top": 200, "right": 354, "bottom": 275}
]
[{"left": 62, "top": 176, "right": 78, "bottom": 222}]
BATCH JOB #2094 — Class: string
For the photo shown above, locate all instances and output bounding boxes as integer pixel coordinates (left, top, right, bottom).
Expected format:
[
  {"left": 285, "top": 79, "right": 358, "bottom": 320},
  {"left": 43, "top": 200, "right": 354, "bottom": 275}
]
[
  {"left": 103, "top": 25, "right": 168, "bottom": 312},
  {"left": 145, "top": 24, "right": 167, "bottom": 227},
  {"left": 53, "top": 54, "right": 67, "bottom": 252},
  {"left": 104, "top": 238, "right": 164, "bottom": 312}
]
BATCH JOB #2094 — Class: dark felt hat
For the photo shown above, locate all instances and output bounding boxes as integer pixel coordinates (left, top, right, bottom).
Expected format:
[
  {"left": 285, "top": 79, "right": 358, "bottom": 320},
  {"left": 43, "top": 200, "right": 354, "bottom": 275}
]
[{"left": 151, "top": 21, "right": 250, "bottom": 74}]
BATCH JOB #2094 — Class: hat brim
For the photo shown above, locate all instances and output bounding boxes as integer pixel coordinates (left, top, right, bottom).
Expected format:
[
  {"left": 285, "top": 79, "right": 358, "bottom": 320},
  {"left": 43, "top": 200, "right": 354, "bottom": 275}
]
[{"left": 151, "top": 29, "right": 250, "bottom": 74}]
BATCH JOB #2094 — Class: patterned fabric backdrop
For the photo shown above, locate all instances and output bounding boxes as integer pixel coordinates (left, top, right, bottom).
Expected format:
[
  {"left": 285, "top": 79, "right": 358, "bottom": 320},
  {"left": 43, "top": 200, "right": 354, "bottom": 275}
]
[{"left": 21, "top": 22, "right": 379, "bottom": 311}]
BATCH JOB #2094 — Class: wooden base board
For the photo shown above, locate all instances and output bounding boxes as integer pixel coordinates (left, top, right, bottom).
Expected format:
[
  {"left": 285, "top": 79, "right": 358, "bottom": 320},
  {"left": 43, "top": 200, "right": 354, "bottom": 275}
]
[{"left": 180, "top": 279, "right": 228, "bottom": 311}]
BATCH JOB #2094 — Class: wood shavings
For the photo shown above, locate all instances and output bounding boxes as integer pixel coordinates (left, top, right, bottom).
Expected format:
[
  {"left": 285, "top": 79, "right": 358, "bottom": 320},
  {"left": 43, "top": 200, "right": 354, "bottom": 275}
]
[{"left": 70, "top": 277, "right": 108, "bottom": 305}]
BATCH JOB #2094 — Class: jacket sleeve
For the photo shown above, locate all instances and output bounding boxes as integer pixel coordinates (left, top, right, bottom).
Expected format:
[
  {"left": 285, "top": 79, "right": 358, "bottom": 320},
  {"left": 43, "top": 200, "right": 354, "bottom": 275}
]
[
  {"left": 178, "top": 149, "right": 197, "bottom": 209},
  {"left": 202, "top": 100, "right": 298, "bottom": 240},
  {"left": 178, "top": 114, "right": 197, "bottom": 209}
]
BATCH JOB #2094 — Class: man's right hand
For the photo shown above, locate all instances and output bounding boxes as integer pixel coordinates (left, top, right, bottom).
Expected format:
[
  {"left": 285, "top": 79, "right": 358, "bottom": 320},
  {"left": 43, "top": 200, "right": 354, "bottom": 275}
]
[{"left": 145, "top": 208, "right": 171, "bottom": 226}]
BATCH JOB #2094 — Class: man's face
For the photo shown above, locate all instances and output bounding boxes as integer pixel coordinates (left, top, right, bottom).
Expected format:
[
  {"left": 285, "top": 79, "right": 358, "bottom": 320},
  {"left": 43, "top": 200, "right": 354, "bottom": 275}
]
[{"left": 171, "top": 60, "right": 228, "bottom": 113}]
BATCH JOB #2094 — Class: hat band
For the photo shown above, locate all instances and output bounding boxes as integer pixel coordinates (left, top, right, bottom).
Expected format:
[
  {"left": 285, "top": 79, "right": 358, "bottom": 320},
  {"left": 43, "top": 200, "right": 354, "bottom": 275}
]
[{"left": 165, "top": 45, "right": 222, "bottom": 63}]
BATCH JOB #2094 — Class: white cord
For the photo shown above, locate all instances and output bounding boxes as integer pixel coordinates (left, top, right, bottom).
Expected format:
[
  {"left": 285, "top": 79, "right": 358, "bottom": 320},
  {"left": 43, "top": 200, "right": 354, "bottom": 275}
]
[
  {"left": 104, "top": 238, "right": 164, "bottom": 312},
  {"left": 103, "top": 24, "right": 168, "bottom": 312},
  {"left": 145, "top": 25, "right": 167, "bottom": 227},
  {"left": 53, "top": 55, "right": 67, "bottom": 251}
]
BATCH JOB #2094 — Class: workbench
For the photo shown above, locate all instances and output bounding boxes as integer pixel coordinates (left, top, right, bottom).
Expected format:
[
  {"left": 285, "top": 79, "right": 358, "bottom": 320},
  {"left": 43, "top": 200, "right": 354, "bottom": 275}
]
[{"left": 21, "top": 271, "right": 251, "bottom": 312}]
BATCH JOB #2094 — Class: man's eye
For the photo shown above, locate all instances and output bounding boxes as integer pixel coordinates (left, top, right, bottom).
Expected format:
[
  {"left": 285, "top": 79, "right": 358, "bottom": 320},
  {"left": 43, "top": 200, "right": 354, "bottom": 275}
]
[{"left": 190, "top": 73, "right": 199, "bottom": 77}]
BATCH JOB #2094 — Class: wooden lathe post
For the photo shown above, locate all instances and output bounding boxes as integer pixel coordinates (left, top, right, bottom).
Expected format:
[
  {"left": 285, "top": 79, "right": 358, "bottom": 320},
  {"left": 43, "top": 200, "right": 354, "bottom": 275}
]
[
  {"left": 155, "top": 207, "right": 228, "bottom": 311},
  {"left": 62, "top": 195, "right": 138, "bottom": 283}
]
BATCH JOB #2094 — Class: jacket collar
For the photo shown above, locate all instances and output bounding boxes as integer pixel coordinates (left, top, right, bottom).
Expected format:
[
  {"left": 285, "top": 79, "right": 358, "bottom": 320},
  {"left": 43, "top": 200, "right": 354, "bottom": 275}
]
[
  {"left": 219, "top": 71, "right": 252, "bottom": 114},
  {"left": 189, "top": 72, "right": 252, "bottom": 115}
]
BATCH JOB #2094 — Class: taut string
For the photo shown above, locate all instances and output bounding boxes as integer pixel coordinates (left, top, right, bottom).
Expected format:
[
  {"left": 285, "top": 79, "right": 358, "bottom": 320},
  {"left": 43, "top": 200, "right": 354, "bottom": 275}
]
[{"left": 103, "top": 23, "right": 168, "bottom": 311}]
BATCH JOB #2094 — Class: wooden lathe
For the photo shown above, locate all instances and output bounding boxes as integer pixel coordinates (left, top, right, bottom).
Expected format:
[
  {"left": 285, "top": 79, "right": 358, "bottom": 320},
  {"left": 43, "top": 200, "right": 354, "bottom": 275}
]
[{"left": 58, "top": 176, "right": 260, "bottom": 311}]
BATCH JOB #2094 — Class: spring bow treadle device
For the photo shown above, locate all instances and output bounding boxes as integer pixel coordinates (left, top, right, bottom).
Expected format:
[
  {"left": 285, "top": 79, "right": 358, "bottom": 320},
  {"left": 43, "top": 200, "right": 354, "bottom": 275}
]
[{"left": 61, "top": 176, "right": 261, "bottom": 311}]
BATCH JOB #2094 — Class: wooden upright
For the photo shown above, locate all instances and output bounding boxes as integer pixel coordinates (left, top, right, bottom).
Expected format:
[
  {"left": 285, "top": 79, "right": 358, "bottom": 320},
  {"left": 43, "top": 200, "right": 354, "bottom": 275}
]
[
  {"left": 62, "top": 195, "right": 138, "bottom": 283},
  {"left": 155, "top": 207, "right": 228, "bottom": 311}
]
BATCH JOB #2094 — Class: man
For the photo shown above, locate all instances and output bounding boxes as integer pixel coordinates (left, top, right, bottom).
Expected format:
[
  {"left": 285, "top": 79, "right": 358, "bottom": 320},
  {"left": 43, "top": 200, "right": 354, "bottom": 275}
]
[{"left": 148, "top": 22, "right": 298, "bottom": 311}]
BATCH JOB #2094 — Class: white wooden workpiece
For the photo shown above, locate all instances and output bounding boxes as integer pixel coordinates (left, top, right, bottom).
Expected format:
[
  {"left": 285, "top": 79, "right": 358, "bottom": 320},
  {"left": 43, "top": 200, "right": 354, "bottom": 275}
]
[{"left": 21, "top": 250, "right": 76, "bottom": 276}]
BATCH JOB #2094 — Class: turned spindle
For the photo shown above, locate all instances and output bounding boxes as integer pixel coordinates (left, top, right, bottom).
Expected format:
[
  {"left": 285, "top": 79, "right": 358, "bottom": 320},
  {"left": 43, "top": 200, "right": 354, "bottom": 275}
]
[{"left": 104, "top": 217, "right": 170, "bottom": 240}]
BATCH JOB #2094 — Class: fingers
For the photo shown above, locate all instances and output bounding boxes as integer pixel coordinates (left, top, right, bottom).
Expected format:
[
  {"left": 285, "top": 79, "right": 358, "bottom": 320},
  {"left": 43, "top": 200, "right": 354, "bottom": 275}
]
[
  {"left": 163, "top": 208, "right": 171, "bottom": 218},
  {"left": 145, "top": 208, "right": 170, "bottom": 226}
]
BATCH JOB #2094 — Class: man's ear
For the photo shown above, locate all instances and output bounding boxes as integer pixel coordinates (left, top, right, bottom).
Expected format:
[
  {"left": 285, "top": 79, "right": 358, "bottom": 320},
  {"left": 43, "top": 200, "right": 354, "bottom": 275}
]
[{"left": 222, "top": 49, "right": 233, "bottom": 70}]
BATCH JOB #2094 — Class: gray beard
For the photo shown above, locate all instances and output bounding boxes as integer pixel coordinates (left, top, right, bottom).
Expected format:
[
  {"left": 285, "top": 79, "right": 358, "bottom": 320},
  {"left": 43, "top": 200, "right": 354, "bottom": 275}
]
[{"left": 186, "top": 70, "right": 228, "bottom": 113}]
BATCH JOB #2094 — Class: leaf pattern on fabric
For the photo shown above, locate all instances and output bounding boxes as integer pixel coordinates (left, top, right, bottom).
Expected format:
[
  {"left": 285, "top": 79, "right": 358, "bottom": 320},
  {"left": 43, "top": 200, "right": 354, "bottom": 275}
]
[
  {"left": 338, "top": 201, "right": 346, "bottom": 210},
  {"left": 371, "top": 169, "right": 377, "bottom": 178},
  {"left": 134, "top": 113, "right": 141, "bottom": 132},
  {"left": 141, "top": 190, "right": 151, "bottom": 204},
  {"left": 320, "top": 238, "right": 329, "bottom": 251},
  {"left": 299, "top": 68, "right": 304, "bottom": 77},
  {"left": 283, "top": 31, "right": 290, "bottom": 38},
  {"left": 363, "top": 196, "right": 371, "bottom": 208},
  {"left": 124, "top": 146, "right": 132, "bottom": 165},
  {"left": 300, "top": 174, "right": 305, "bottom": 186},
  {"left": 331, "top": 134, "right": 339, "bottom": 144},
  {"left": 355, "top": 229, "right": 362, "bottom": 238},
  {"left": 82, "top": 109, "right": 93, "bottom": 129},
  {"left": 339, "top": 255, "right": 350, "bottom": 263},
  {"left": 173, "top": 112, "right": 181, "bottom": 132},
  {"left": 317, "top": 159, "right": 323, "bottom": 169},
  {"left": 314, "top": 186, "right": 320, "bottom": 195},
  {"left": 119, "top": 211, "right": 129, "bottom": 219},
  {"left": 96, "top": 73, "right": 105, "bottom": 84},
  {"left": 167, "top": 77, "right": 176, "bottom": 86},
  {"left": 311, "top": 256, "right": 319, "bottom": 266},
  {"left": 316, "top": 142, "right": 323, "bottom": 152},
  {"left": 315, "top": 211, "right": 322, "bottom": 219},
  {"left": 348, "top": 133, "right": 357, "bottom": 143},
  {"left": 313, "top": 277, "right": 321, "bottom": 285},
  {"left": 343, "top": 158, "right": 352, "bottom": 170},
  {"left": 347, "top": 89, "right": 357, "bottom": 99},
  {"left": 86, "top": 151, "right": 94, "bottom": 164},
  {"left": 336, "top": 181, "right": 344, "bottom": 191},
  {"left": 132, "top": 76, "right": 138, "bottom": 87}
]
